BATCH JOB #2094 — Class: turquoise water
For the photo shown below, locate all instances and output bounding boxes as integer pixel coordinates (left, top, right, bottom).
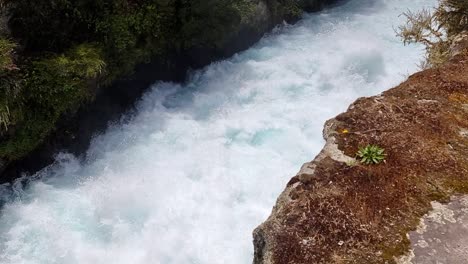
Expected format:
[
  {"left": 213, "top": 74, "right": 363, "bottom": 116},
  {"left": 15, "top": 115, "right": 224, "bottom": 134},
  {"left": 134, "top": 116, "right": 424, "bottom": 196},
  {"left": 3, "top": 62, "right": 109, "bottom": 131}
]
[{"left": 0, "top": 0, "right": 436, "bottom": 263}]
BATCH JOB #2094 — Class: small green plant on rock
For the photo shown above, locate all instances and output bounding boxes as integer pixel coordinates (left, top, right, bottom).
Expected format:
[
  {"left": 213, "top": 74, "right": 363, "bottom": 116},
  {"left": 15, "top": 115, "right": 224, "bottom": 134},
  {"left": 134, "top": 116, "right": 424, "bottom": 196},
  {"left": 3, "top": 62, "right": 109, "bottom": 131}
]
[{"left": 356, "top": 145, "right": 386, "bottom": 165}]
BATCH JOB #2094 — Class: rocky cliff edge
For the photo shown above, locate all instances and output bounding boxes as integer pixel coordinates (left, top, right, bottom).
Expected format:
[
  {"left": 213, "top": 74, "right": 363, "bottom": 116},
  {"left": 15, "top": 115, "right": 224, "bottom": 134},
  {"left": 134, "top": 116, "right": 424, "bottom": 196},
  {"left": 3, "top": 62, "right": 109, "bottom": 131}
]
[{"left": 253, "top": 52, "right": 468, "bottom": 263}]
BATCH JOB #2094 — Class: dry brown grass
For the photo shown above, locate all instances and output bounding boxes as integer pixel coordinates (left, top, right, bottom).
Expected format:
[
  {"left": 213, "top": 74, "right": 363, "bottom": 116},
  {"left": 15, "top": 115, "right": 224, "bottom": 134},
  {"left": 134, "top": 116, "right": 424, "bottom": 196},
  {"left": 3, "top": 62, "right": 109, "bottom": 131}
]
[{"left": 397, "top": 0, "right": 468, "bottom": 68}]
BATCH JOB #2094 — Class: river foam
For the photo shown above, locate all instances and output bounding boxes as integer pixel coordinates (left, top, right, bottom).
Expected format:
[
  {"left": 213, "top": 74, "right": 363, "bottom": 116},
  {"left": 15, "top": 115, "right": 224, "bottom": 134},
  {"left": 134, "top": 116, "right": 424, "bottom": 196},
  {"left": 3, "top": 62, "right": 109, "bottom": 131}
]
[{"left": 0, "top": 0, "right": 436, "bottom": 263}]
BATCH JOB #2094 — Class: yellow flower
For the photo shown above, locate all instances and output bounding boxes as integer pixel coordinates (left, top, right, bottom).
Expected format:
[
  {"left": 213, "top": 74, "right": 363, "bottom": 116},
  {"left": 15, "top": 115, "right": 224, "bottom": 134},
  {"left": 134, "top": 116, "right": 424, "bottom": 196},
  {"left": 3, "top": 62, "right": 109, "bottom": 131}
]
[{"left": 341, "top": 129, "right": 349, "bottom": 134}]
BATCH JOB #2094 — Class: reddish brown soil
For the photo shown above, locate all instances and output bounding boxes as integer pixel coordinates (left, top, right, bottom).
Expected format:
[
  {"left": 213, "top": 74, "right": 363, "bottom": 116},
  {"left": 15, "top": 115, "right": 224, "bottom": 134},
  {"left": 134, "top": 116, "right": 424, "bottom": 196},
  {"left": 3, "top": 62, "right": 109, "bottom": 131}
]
[{"left": 253, "top": 54, "right": 468, "bottom": 264}]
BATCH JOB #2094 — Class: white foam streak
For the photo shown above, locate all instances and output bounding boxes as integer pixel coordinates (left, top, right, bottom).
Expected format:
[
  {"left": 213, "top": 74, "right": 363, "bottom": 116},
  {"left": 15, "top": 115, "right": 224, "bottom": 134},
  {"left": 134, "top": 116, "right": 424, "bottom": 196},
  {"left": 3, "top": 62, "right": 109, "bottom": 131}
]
[{"left": 0, "top": 0, "right": 436, "bottom": 263}]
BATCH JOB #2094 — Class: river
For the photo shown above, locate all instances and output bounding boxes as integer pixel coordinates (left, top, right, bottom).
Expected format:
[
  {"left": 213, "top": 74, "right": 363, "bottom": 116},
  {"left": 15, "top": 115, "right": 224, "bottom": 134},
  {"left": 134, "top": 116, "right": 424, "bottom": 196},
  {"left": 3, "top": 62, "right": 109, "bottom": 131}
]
[{"left": 0, "top": 0, "right": 436, "bottom": 263}]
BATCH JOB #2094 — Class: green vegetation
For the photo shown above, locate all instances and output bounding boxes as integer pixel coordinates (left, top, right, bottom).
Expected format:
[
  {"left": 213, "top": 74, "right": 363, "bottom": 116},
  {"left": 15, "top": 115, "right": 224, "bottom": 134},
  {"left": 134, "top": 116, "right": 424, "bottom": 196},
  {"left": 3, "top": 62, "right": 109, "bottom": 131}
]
[
  {"left": 0, "top": 38, "right": 15, "bottom": 73},
  {"left": 0, "top": 37, "right": 19, "bottom": 134},
  {"left": 356, "top": 145, "right": 386, "bottom": 165},
  {"left": 0, "top": 0, "right": 310, "bottom": 163},
  {"left": 398, "top": 0, "right": 468, "bottom": 67},
  {"left": 0, "top": 43, "right": 105, "bottom": 160}
]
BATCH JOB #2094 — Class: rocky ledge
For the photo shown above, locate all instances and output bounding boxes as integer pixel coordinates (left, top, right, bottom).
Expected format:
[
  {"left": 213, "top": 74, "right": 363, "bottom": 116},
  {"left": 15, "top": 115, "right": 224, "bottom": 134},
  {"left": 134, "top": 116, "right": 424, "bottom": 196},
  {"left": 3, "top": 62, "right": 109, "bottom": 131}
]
[{"left": 253, "top": 53, "right": 468, "bottom": 263}]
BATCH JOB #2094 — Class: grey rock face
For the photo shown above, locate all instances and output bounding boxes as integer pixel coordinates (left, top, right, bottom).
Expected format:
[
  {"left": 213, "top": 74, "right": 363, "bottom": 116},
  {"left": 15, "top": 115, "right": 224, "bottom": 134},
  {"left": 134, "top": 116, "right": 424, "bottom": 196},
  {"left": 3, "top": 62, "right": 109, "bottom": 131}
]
[{"left": 400, "top": 196, "right": 468, "bottom": 264}]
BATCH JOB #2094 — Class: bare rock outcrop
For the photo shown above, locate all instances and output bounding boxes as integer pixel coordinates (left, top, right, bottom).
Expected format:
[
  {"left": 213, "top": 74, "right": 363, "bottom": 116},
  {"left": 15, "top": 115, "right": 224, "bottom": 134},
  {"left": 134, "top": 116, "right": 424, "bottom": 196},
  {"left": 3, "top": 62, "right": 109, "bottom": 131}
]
[{"left": 397, "top": 195, "right": 468, "bottom": 264}]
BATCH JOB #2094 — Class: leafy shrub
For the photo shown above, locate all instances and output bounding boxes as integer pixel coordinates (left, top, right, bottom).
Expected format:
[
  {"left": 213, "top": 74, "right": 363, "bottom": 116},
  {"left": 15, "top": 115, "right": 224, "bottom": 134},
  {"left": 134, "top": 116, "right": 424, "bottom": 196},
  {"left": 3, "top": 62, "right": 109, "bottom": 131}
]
[
  {"left": 178, "top": 0, "right": 244, "bottom": 48},
  {"left": 0, "top": 37, "right": 20, "bottom": 133},
  {"left": 95, "top": 2, "right": 175, "bottom": 80},
  {"left": 436, "top": 0, "right": 468, "bottom": 36},
  {"left": 25, "top": 43, "right": 105, "bottom": 123},
  {"left": 356, "top": 145, "right": 386, "bottom": 165},
  {"left": 46, "top": 43, "right": 106, "bottom": 79},
  {"left": 0, "top": 37, "right": 16, "bottom": 74},
  {"left": 398, "top": 0, "right": 468, "bottom": 67},
  {"left": 0, "top": 43, "right": 105, "bottom": 160},
  {"left": 6, "top": 0, "right": 97, "bottom": 52}
]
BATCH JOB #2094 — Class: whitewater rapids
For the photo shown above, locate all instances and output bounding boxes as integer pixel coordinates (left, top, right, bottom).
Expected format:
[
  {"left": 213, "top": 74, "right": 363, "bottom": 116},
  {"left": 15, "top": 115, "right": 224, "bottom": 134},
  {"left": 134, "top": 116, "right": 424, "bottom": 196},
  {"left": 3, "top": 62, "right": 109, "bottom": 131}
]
[{"left": 0, "top": 0, "right": 436, "bottom": 263}]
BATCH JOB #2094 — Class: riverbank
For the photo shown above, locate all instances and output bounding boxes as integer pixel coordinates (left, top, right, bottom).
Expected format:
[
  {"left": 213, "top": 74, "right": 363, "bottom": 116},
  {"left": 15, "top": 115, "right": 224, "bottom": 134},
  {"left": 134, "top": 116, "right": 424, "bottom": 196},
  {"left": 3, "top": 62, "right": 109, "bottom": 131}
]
[
  {"left": 0, "top": 0, "right": 338, "bottom": 183},
  {"left": 253, "top": 52, "right": 468, "bottom": 263}
]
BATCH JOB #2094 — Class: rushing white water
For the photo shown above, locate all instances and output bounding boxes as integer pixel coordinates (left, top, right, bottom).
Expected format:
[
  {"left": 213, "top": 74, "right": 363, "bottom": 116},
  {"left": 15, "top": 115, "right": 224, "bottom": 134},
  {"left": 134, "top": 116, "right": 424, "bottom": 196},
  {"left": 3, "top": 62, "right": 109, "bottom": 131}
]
[{"left": 0, "top": 0, "right": 437, "bottom": 263}]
